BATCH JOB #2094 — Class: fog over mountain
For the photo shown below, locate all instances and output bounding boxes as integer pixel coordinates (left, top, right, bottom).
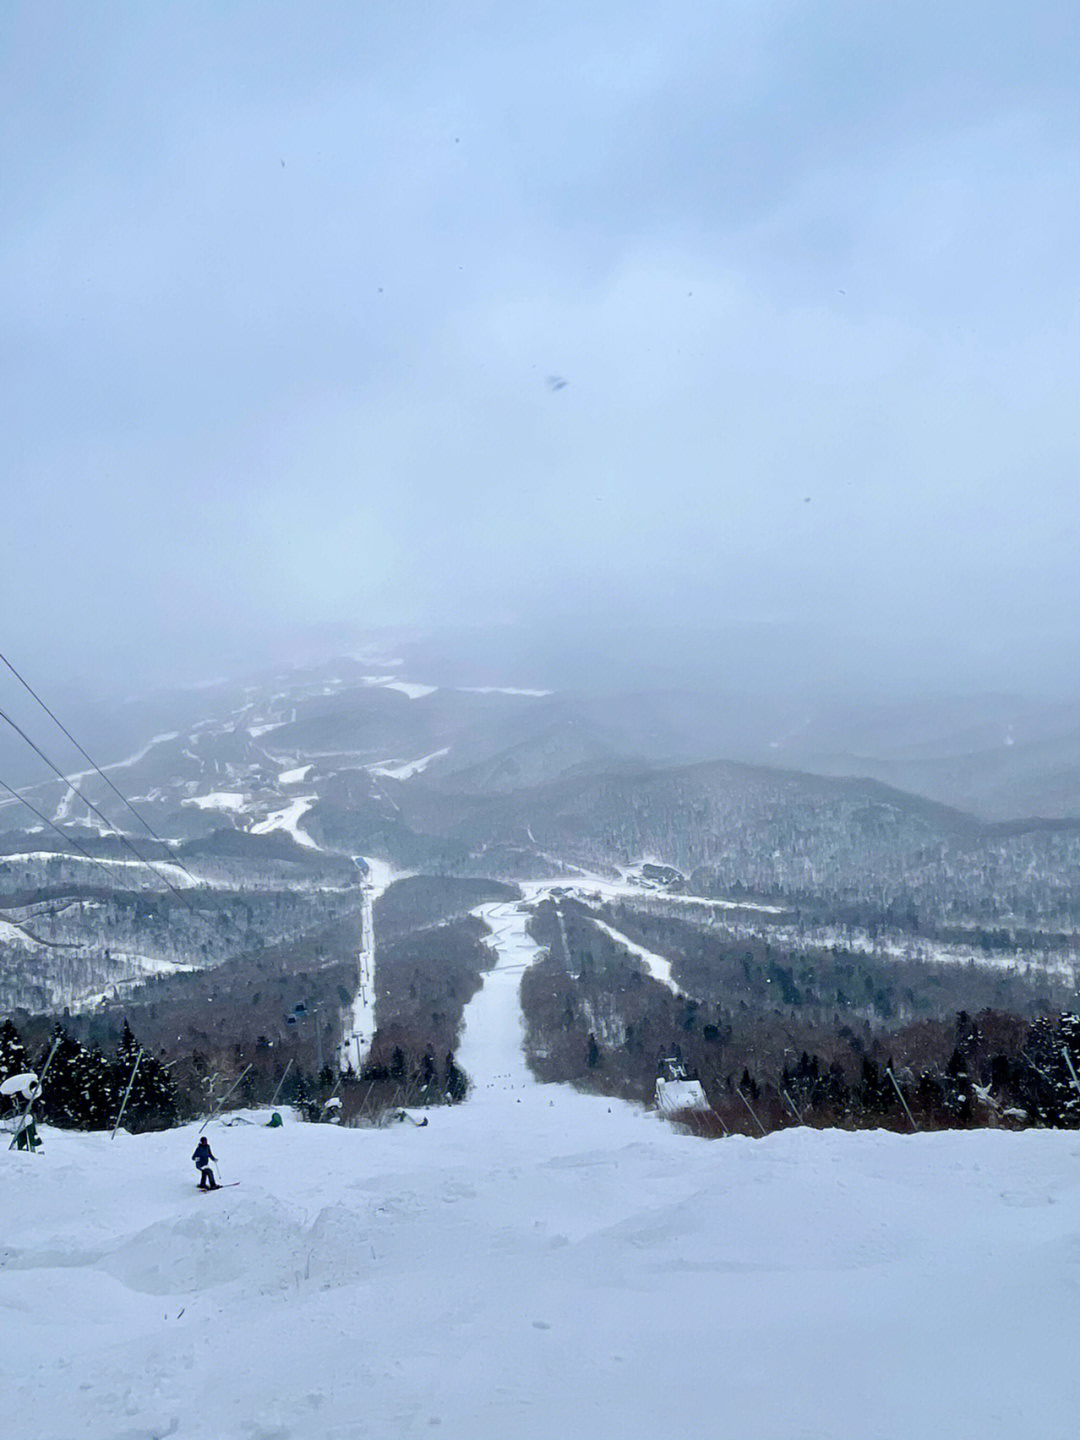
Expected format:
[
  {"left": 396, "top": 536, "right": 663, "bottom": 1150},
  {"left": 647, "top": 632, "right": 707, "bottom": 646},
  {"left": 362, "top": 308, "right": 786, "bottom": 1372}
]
[{"left": 2, "top": 2, "right": 1077, "bottom": 700}]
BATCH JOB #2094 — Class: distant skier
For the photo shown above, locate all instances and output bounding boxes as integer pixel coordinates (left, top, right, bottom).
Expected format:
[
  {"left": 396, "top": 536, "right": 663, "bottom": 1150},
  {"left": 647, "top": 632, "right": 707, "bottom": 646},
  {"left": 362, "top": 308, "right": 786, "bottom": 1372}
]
[{"left": 192, "top": 1136, "right": 220, "bottom": 1189}]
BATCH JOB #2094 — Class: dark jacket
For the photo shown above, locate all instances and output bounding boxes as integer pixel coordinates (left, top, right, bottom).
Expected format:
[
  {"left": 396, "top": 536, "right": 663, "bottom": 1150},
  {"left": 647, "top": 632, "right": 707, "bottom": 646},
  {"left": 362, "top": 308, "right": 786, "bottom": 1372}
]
[{"left": 192, "top": 1139, "right": 216, "bottom": 1169}]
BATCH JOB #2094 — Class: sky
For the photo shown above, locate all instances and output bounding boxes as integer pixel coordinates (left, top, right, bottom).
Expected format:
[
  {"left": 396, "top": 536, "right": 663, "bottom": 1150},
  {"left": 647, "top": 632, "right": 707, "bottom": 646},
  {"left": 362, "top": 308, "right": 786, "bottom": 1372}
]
[{"left": 2, "top": 1, "right": 1077, "bottom": 697}]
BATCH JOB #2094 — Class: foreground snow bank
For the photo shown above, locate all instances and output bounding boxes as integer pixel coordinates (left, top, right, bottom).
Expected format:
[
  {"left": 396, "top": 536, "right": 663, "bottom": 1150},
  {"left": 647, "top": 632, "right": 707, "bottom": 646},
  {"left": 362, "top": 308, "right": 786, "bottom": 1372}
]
[{"left": 4, "top": 1101, "right": 1080, "bottom": 1440}]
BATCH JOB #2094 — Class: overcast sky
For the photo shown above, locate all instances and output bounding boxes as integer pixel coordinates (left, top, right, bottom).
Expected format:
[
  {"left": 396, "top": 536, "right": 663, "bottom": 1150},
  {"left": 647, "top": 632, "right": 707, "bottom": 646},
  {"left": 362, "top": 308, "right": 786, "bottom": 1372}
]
[{"left": 2, "top": 1, "right": 1077, "bottom": 696}]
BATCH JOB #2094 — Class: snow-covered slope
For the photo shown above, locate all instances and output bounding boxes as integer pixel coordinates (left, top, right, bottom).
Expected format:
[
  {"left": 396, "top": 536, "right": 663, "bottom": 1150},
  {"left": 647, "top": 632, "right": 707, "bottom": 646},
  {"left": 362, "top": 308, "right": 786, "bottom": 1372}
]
[
  {"left": 4, "top": 1017, "right": 1080, "bottom": 1440},
  {"left": 5, "top": 1110, "right": 1080, "bottom": 1439}
]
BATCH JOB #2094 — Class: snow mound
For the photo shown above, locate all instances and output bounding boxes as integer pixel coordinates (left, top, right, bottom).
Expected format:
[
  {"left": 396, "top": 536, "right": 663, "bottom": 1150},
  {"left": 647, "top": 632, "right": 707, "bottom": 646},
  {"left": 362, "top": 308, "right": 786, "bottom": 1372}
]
[{"left": 4, "top": 1115, "right": 1080, "bottom": 1439}]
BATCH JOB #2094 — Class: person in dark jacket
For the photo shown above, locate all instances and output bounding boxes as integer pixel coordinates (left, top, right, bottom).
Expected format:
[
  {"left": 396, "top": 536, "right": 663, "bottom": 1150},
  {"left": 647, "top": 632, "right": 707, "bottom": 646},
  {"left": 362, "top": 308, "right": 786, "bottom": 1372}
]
[{"left": 192, "top": 1136, "right": 219, "bottom": 1189}]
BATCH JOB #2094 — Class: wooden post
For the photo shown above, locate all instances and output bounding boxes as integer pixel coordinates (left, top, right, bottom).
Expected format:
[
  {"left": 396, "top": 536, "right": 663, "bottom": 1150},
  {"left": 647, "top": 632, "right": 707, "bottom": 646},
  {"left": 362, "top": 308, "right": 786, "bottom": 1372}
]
[{"left": 111, "top": 1048, "right": 143, "bottom": 1138}]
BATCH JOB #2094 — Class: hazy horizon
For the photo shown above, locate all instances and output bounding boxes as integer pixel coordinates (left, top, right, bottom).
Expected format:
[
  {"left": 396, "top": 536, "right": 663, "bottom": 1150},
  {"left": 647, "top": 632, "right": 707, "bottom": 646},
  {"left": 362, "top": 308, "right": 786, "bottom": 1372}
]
[{"left": 3, "top": 2, "right": 1077, "bottom": 701}]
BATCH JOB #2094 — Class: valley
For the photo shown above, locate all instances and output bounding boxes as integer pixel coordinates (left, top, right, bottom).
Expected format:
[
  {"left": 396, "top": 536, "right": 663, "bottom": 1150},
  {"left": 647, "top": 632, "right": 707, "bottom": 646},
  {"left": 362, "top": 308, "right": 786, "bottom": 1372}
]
[{"left": 0, "top": 657, "right": 1077, "bottom": 1137}]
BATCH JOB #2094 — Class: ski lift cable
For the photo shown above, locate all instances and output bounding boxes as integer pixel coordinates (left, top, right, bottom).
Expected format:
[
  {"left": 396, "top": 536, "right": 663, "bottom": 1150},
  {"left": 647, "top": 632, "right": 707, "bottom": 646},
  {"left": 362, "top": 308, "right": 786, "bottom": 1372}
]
[
  {"left": 0, "top": 773, "right": 138, "bottom": 890},
  {"left": 0, "top": 649, "right": 198, "bottom": 883},
  {"left": 0, "top": 703, "right": 200, "bottom": 918}
]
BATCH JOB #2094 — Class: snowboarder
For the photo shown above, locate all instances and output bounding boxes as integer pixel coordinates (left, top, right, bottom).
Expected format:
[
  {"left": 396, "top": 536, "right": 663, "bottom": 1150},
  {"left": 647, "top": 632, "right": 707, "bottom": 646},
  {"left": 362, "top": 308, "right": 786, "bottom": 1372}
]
[{"left": 192, "top": 1136, "right": 220, "bottom": 1189}]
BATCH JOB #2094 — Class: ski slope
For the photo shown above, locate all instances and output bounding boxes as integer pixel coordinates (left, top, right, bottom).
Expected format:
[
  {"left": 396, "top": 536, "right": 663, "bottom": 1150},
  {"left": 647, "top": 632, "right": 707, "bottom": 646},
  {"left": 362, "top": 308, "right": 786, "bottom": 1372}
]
[
  {"left": 4, "top": 1107, "right": 1080, "bottom": 1438},
  {"left": 337, "top": 858, "right": 402, "bottom": 1075},
  {"left": 3, "top": 902, "right": 1080, "bottom": 1440},
  {"left": 590, "top": 915, "right": 683, "bottom": 994},
  {"left": 460, "top": 900, "right": 545, "bottom": 1096}
]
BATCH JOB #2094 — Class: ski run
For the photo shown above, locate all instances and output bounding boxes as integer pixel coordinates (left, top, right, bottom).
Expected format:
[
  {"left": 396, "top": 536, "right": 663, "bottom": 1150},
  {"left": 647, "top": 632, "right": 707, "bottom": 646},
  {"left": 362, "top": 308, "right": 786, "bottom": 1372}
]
[{"left": 3, "top": 893, "right": 1080, "bottom": 1438}]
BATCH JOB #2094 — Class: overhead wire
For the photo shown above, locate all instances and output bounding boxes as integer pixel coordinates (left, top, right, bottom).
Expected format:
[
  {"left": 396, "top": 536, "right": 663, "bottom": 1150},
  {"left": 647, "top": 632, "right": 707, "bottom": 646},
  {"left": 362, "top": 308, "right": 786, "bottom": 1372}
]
[
  {"left": 0, "top": 702, "right": 200, "bottom": 917},
  {"left": 0, "top": 648, "right": 198, "bottom": 883},
  {"left": 0, "top": 774, "right": 135, "bottom": 891}
]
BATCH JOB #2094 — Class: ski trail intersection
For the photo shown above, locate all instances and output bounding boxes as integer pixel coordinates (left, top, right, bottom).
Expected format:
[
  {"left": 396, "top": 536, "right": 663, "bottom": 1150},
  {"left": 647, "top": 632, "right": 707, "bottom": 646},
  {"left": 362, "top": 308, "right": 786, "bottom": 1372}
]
[{"left": 3, "top": 898, "right": 1080, "bottom": 1438}]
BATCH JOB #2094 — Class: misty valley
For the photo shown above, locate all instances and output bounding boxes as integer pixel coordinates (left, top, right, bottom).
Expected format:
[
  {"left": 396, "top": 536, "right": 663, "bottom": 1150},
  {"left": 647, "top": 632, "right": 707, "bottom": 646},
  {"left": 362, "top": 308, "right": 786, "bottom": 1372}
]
[{"left": 2, "top": 657, "right": 1078, "bottom": 1139}]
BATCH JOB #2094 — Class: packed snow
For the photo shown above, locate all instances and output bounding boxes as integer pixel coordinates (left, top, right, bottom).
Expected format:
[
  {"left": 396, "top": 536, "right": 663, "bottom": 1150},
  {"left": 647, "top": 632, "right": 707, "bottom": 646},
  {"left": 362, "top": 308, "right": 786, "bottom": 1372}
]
[
  {"left": 367, "top": 748, "right": 450, "bottom": 781},
  {"left": 0, "top": 853, "right": 199, "bottom": 888},
  {"left": 250, "top": 797, "right": 318, "bottom": 849},
  {"left": 337, "top": 858, "right": 402, "bottom": 1074},
  {"left": 4, "top": 1001, "right": 1080, "bottom": 1436},
  {"left": 590, "top": 916, "right": 683, "bottom": 995},
  {"left": 0, "top": 917, "right": 44, "bottom": 947},
  {"left": 180, "top": 791, "right": 248, "bottom": 813},
  {"left": 359, "top": 675, "right": 438, "bottom": 700},
  {"left": 458, "top": 686, "right": 553, "bottom": 696},
  {"left": 462, "top": 900, "right": 545, "bottom": 1093}
]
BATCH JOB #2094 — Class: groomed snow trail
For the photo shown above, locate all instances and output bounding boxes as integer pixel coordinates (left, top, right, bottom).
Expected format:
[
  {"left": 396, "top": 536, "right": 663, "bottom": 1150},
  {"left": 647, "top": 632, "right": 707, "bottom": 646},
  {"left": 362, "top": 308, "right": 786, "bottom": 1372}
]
[
  {"left": 590, "top": 916, "right": 683, "bottom": 995},
  {"left": 458, "top": 900, "right": 544, "bottom": 1098},
  {"left": 337, "top": 858, "right": 401, "bottom": 1074}
]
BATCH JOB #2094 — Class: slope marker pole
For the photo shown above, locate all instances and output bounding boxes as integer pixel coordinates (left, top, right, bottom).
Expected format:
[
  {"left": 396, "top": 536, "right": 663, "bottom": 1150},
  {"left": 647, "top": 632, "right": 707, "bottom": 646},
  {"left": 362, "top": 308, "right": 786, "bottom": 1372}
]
[
  {"left": 1061, "top": 1046, "right": 1080, "bottom": 1105},
  {"left": 781, "top": 1087, "right": 804, "bottom": 1125},
  {"left": 735, "top": 1085, "right": 767, "bottom": 1137},
  {"left": 886, "top": 1067, "right": 918, "bottom": 1131},
  {"left": 270, "top": 1057, "right": 294, "bottom": 1109},
  {"left": 203, "top": 1063, "right": 253, "bottom": 1127},
  {"left": 111, "top": 1048, "right": 143, "bottom": 1138}
]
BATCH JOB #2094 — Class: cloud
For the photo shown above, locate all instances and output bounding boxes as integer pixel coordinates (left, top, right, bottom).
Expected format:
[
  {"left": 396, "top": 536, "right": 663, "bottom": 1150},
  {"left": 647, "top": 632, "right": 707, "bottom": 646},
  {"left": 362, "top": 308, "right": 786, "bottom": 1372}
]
[{"left": 1, "top": 1, "right": 1076, "bottom": 695}]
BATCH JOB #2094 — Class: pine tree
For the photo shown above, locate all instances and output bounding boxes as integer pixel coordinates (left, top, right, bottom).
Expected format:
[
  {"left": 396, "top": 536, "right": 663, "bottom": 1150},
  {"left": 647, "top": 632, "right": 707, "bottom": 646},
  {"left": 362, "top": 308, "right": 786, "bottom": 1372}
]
[
  {"left": 33, "top": 1026, "right": 122, "bottom": 1130},
  {"left": 0, "top": 1019, "right": 29, "bottom": 1086},
  {"left": 113, "top": 1022, "right": 179, "bottom": 1132},
  {"left": 444, "top": 1051, "right": 468, "bottom": 1103}
]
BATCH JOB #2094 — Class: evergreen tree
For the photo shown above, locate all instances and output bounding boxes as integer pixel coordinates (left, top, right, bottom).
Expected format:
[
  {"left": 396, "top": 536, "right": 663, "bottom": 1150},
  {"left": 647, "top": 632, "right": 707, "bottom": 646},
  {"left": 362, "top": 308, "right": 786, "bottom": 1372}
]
[
  {"left": 444, "top": 1051, "right": 468, "bottom": 1103},
  {"left": 77, "top": 1045, "right": 119, "bottom": 1130},
  {"left": 113, "top": 1022, "right": 179, "bottom": 1132},
  {"left": 37, "top": 1026, "right": 116, "bottom": 1130},
  {"left": 0, "top": 1019, "right": 29, "bottom": 1086}
]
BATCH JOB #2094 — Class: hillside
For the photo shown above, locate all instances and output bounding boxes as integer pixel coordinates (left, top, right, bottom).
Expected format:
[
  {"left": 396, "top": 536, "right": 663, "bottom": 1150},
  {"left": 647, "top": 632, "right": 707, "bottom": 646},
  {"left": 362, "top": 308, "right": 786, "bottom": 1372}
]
[{"left": 3, "top": 976, "right": 1079, "bottom": 1439}]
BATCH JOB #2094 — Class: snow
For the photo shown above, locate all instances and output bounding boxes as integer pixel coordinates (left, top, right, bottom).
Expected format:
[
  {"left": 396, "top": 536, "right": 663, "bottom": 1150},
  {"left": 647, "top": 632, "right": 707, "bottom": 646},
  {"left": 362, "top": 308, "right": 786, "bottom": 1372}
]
[
  {"left": 247, "top": 721, "right": 284, "bottom": 737},
  {"left": 0, "top": 853, "right": 199, "bottom": 887},
  {"left": 360, "top": 674, "right": 439, "bottom": 699},
  {"left": 180, "top": 791, "right": 247, "bottom": 813},
  {"left": 461, "top": 900, "right": 545, "bottom": 1094},
  {"left": 0, "top": 917, "right": 43, "bottom": 947},
  {"left": 368, "top": 747, "right": 450, "bottom": 781},
  {"left": 518, "top": 873, "right": 785, "bottom": 915},
  {"left": 337, "top": 858, "right": 403, "bottom": 1074},
  {"left": 381, "top": 680, "right": 437, "bottom": 699},
  {"left": 5, "top": 1090, "right": 1080, "bottom": 1436},
  {"left": 655, "top": 1077, "right": 710, "bottom": 1113},
  {"left": 459, "top": 686, "right": 553, "bottom": 696},
  {"left": 250, "top": 796, "right": 318, "bottom": 849},
  {"left": 277, "top": 765, "right": 312, "bottom": 785},
  {"left": 590, "top": 916, "right": 683, "bottom": 995}
]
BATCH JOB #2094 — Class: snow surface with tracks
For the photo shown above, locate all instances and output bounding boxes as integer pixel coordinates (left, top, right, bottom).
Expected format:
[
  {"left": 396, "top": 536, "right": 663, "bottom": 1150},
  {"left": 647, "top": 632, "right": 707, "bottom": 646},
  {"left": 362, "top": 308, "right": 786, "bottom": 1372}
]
[
  {"left": 3, "top": 898, "right": 1080, "bottom": 1439},
  {"left": 337, "top": 858, "right": 401, "bottom": 1074}
]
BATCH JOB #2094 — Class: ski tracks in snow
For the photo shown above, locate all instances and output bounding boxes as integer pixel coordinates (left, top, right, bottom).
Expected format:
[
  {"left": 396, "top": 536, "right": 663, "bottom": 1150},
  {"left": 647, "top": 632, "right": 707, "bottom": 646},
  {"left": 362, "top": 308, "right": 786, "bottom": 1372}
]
[{"left": 459, "top": 901, "right": 544, "bottom": 1098}]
